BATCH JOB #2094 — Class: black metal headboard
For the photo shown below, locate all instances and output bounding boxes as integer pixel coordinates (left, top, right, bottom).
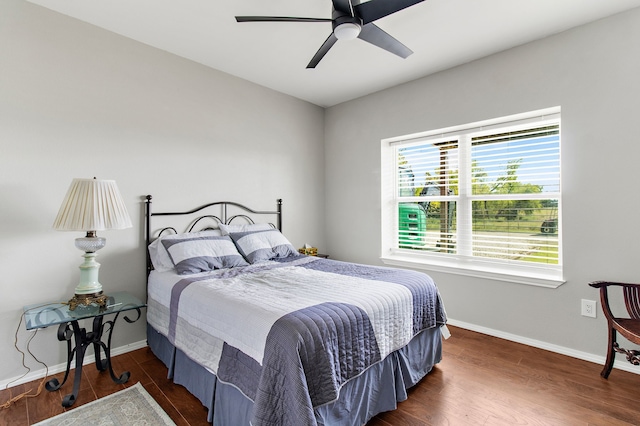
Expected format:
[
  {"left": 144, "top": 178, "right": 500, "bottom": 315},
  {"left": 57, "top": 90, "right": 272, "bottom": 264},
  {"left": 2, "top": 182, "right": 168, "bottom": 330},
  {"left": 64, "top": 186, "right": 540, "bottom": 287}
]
[{"left": 144, "top": 195, "right": 282, "bottom": 275}]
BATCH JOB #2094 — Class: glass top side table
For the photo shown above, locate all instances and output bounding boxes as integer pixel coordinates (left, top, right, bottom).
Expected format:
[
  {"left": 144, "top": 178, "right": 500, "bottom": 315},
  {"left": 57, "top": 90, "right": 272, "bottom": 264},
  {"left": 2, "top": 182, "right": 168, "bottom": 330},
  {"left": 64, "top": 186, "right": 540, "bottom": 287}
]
[{"left": 24, "top": 291, "right": 146, "bottom": 407}]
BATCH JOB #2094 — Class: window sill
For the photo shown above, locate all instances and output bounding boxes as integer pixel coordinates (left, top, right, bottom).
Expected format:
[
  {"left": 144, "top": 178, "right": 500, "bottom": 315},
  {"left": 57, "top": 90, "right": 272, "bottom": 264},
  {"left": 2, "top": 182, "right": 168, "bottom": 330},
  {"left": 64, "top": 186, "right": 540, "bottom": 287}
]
[{"left": 380, "top": 252, "right": 565, "bottom": 289}]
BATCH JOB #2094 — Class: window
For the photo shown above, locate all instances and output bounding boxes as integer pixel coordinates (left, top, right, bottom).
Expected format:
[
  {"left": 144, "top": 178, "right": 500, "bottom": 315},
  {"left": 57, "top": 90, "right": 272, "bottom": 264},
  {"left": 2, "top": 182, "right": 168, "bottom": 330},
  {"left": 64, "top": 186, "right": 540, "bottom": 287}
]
[{"left": 381, "top": 108, "right": 563, "bottom": 287}]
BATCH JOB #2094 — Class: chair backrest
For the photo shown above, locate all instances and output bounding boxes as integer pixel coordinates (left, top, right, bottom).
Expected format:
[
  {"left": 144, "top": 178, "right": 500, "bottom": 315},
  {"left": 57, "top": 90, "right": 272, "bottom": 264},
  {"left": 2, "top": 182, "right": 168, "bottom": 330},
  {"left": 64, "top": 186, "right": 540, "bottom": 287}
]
[
  {"left": 588, "top": 281, "right": 640, "bottom": 321},
  {"left": 623, "top": 285, "right": 640, "bottom": 319}
]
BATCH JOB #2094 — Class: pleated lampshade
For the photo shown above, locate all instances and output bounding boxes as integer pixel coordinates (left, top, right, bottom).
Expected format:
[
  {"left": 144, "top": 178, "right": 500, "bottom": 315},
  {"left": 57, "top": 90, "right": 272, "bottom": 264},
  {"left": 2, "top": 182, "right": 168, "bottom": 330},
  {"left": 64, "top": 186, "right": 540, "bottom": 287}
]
[{"left": 53, "top": 178, "right": 132, "bottom": 231}]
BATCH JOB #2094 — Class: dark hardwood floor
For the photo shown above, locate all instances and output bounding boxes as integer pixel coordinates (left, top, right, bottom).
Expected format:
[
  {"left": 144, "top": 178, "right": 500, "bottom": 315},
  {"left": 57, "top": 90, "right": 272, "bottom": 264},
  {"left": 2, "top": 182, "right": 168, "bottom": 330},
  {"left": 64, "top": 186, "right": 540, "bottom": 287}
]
[{"left": 2, "top": 326, "right": 640, "bottom": 425}]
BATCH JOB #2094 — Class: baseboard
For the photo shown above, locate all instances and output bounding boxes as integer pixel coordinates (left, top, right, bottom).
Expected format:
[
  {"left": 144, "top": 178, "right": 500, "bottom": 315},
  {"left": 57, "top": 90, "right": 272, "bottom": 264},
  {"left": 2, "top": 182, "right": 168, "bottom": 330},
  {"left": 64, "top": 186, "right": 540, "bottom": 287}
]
[
  {"left": 0, "top": 339, "right": 148, "bottom": 390},
  {"left": 447, "top": 318, "right": 640, "bottom": 375},
  {"left": 3, "top": 320, "right": 638, "bottom": 389}
]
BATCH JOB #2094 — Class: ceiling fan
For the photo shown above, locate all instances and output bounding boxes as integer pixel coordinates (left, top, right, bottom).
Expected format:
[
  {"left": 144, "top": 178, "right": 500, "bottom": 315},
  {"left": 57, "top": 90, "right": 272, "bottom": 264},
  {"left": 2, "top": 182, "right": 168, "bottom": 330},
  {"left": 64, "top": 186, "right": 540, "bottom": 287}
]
[{"left": 235, "top": 0, "right": 425, "bottom": 69}]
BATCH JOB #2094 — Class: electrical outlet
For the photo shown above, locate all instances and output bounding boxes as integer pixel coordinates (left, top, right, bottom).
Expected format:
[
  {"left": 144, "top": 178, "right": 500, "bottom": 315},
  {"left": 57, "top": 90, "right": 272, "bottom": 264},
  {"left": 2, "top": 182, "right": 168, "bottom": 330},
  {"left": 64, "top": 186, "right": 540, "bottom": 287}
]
[{"left": 581, "top": 299, "right": 596, "bottom": 318}]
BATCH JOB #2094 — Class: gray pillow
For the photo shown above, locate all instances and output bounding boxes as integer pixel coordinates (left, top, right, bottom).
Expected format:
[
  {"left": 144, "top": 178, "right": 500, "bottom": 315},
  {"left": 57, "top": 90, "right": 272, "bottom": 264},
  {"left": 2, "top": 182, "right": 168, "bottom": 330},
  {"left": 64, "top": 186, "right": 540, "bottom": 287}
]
[
  {"left": 149, "top": 230, "right": 222, "bottom": 272},
  {"left": 162, "top": 234, "right": 248, "bottom": 275},
  {"left": 229, "top": 229, "right": 298, "bottom": 264}
]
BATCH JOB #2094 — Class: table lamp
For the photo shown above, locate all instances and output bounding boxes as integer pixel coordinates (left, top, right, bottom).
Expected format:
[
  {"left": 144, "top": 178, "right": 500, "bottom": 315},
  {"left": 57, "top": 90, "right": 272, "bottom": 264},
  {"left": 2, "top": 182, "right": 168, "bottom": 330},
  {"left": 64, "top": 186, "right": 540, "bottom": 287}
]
[{"left": 53, "top": 178, "right": 132, "bottom": 310}]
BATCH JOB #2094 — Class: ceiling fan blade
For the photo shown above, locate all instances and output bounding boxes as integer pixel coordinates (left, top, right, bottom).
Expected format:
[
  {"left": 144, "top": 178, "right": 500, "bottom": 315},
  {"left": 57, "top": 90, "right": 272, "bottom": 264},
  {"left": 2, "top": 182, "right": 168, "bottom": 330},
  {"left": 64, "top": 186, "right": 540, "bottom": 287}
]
[
  {"left": 332, "top": 0, "right": 354, "bottom": 15},
  {"left": 358, "top": 23, "right": 413, "bottom": 58},
  {"left": 235, "top": 16, "right": 331, "bottom": 23},
  {"left": 354, "top": 0, "right": 425, "bottom": 24},
  {"left": 307, "top": 33, "right": 338, "bottom": 69}
]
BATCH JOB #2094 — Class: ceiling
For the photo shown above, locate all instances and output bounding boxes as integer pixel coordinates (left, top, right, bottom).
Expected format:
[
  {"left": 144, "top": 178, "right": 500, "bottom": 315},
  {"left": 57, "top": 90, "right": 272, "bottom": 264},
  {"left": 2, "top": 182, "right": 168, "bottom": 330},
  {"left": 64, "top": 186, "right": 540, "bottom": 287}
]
[{"left": 26, "top": 0, "right": 640, "bottom": 107}]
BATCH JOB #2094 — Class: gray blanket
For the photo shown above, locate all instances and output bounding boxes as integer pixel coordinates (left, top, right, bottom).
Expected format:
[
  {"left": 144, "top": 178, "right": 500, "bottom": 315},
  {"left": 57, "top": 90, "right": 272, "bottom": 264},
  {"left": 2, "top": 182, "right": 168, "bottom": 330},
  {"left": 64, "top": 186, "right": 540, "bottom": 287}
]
[
  {"left": 159, "top": 256, "right": 446, "bottom": 426},
  {"left": 225, "top": 258, "right": 445, "bottom": 426}
]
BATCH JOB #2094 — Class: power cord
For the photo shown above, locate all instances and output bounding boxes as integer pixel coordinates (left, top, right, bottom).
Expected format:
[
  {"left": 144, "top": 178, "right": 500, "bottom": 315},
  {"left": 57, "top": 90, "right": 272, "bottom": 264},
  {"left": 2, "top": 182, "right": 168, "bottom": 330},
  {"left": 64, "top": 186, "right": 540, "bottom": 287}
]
[{"left": 1, "top": 302, "right": 67, "bottom": 410}]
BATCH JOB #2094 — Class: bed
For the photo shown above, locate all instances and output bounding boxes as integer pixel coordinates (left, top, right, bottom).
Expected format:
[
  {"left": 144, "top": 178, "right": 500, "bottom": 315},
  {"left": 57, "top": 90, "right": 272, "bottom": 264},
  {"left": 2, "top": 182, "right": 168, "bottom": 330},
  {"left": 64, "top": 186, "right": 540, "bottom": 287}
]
[{"left": 144, "top": 196, "right": 447, "bottom": 425}]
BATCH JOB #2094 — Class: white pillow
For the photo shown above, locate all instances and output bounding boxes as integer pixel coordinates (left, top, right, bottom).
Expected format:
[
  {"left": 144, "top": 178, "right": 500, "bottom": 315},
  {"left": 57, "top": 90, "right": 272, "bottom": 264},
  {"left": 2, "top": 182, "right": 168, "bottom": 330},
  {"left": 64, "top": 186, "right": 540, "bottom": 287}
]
[
  {"left": 219, "top": 222, "right": 273, "bottom": 235},
  {"left": 148, "top": 230, "right": 222, "bottom": 272}
]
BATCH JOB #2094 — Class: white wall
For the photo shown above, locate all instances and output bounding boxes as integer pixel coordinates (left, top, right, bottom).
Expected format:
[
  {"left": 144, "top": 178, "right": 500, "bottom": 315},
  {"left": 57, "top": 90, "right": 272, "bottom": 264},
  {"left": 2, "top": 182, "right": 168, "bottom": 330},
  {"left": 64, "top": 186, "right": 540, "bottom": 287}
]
[
  {"left": 0, "top": 0, "right": 325, "bottom": 384},
  {"left": 325, "top": 8, "right": 640, "bottom": 358}
]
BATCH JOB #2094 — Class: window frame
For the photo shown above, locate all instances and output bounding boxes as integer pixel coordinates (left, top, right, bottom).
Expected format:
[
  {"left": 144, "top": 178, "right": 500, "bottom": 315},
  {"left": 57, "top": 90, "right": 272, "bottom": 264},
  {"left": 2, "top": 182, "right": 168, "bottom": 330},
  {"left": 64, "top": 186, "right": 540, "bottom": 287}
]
[{"left": 381, "top": 107, "right": 564, "bottom": 288}]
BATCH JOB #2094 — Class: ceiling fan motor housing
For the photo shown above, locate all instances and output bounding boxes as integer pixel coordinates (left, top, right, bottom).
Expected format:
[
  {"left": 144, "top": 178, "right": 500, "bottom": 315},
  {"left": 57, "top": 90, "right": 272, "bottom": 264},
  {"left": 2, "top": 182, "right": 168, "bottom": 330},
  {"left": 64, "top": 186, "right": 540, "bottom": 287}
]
[
  {"left": 332, "top": 12, "right": 362, "bottom": 40},
  {"left": 332, "top": 8, "right": 361, "bottom": 25}
]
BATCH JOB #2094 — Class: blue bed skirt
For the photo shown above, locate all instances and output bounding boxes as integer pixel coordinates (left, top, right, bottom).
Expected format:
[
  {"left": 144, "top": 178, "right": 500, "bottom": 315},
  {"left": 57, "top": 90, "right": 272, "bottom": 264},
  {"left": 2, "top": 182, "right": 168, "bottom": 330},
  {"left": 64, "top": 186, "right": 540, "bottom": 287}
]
[{"left": 147, "top": 323, "right": 442, "bottom": 425}]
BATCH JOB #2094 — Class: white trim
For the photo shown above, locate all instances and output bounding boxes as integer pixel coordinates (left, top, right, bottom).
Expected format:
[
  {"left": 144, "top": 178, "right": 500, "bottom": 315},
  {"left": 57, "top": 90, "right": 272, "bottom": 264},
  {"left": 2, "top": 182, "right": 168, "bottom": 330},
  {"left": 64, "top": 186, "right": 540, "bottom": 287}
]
[
  {"left": 446, "top": 318, "right": 640, "bottom": 376},
  {"left": 381, "top": 253, "right": 565, "bottom": 288},
  {"left": 0, "top": 340, "right": 148, "bottom": 389},
  {"left": 384, "top": 107, "right": 561, "bottom": 145},
  {"left": 4, "top": 326, "right": 637, "bottom": 393}
]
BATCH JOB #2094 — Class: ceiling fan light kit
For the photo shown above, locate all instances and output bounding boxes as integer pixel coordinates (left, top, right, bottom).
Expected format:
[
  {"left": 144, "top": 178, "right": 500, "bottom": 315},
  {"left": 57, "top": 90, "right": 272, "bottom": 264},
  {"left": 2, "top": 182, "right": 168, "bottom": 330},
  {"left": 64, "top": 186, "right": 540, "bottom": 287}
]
[
  {"left": 235, "top": 0, "right": 425, "bottom": 68},
  {"left": 334, "top": 22, "right": 361, "bottom": 40}
]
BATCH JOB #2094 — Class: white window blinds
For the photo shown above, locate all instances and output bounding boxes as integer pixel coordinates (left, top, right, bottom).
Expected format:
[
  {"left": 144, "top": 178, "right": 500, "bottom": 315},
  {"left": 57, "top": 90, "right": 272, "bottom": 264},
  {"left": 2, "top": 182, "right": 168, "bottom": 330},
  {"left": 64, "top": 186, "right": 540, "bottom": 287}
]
[
  {"left": 467, "top": 123, "right": 560, "bottom": 264},
  {"left": 383, "top": 107, "right": 562, "bottom": 282},
  {"left": 397, "top": 140, "right": 458, "bottom": 253}
]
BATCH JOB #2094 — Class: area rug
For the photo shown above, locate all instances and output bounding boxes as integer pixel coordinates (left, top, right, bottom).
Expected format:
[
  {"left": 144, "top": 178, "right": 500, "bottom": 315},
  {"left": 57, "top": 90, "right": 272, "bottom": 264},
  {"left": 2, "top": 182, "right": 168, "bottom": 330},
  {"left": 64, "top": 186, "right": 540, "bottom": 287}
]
[{"left": 34, "top": 382, "right": 176, "bottom": 425}]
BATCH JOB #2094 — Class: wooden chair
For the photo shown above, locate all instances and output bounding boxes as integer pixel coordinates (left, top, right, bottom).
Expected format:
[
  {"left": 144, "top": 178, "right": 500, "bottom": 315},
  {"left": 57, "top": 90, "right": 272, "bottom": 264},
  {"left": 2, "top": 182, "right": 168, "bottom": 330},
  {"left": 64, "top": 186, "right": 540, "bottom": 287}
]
[{"left": 589, "top": 281, "right": 640, "bottom": 378}]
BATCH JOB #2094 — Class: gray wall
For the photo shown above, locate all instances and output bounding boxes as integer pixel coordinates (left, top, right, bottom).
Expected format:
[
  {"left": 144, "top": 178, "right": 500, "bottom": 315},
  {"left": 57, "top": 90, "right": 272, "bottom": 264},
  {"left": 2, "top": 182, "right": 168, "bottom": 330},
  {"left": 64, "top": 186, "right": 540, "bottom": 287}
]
[
  {"left": 2, "top": 0, "right": 639, "bottom": 387},
  {"left": 0, "top": 0, "right": 325, "bottom": 384},
  {"left": 324, "top": 8, "right": 640, "bottom": 360}
]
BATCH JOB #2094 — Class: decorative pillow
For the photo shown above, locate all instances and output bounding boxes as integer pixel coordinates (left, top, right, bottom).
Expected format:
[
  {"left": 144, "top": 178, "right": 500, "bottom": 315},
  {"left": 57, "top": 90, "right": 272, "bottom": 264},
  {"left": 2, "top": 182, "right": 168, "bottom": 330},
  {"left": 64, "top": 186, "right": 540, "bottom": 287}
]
[
  {"left": 219, "top": 222, "right": 273, "bottom": 236},
  {"left": 148, "top": 230, "right": 222, "bottom": 272},
  {"left": 228, "top": 228, "right": 298, "bottom": 264},
  {"left": 160, "top": 234, "right": 248, "bottom": 275}
]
